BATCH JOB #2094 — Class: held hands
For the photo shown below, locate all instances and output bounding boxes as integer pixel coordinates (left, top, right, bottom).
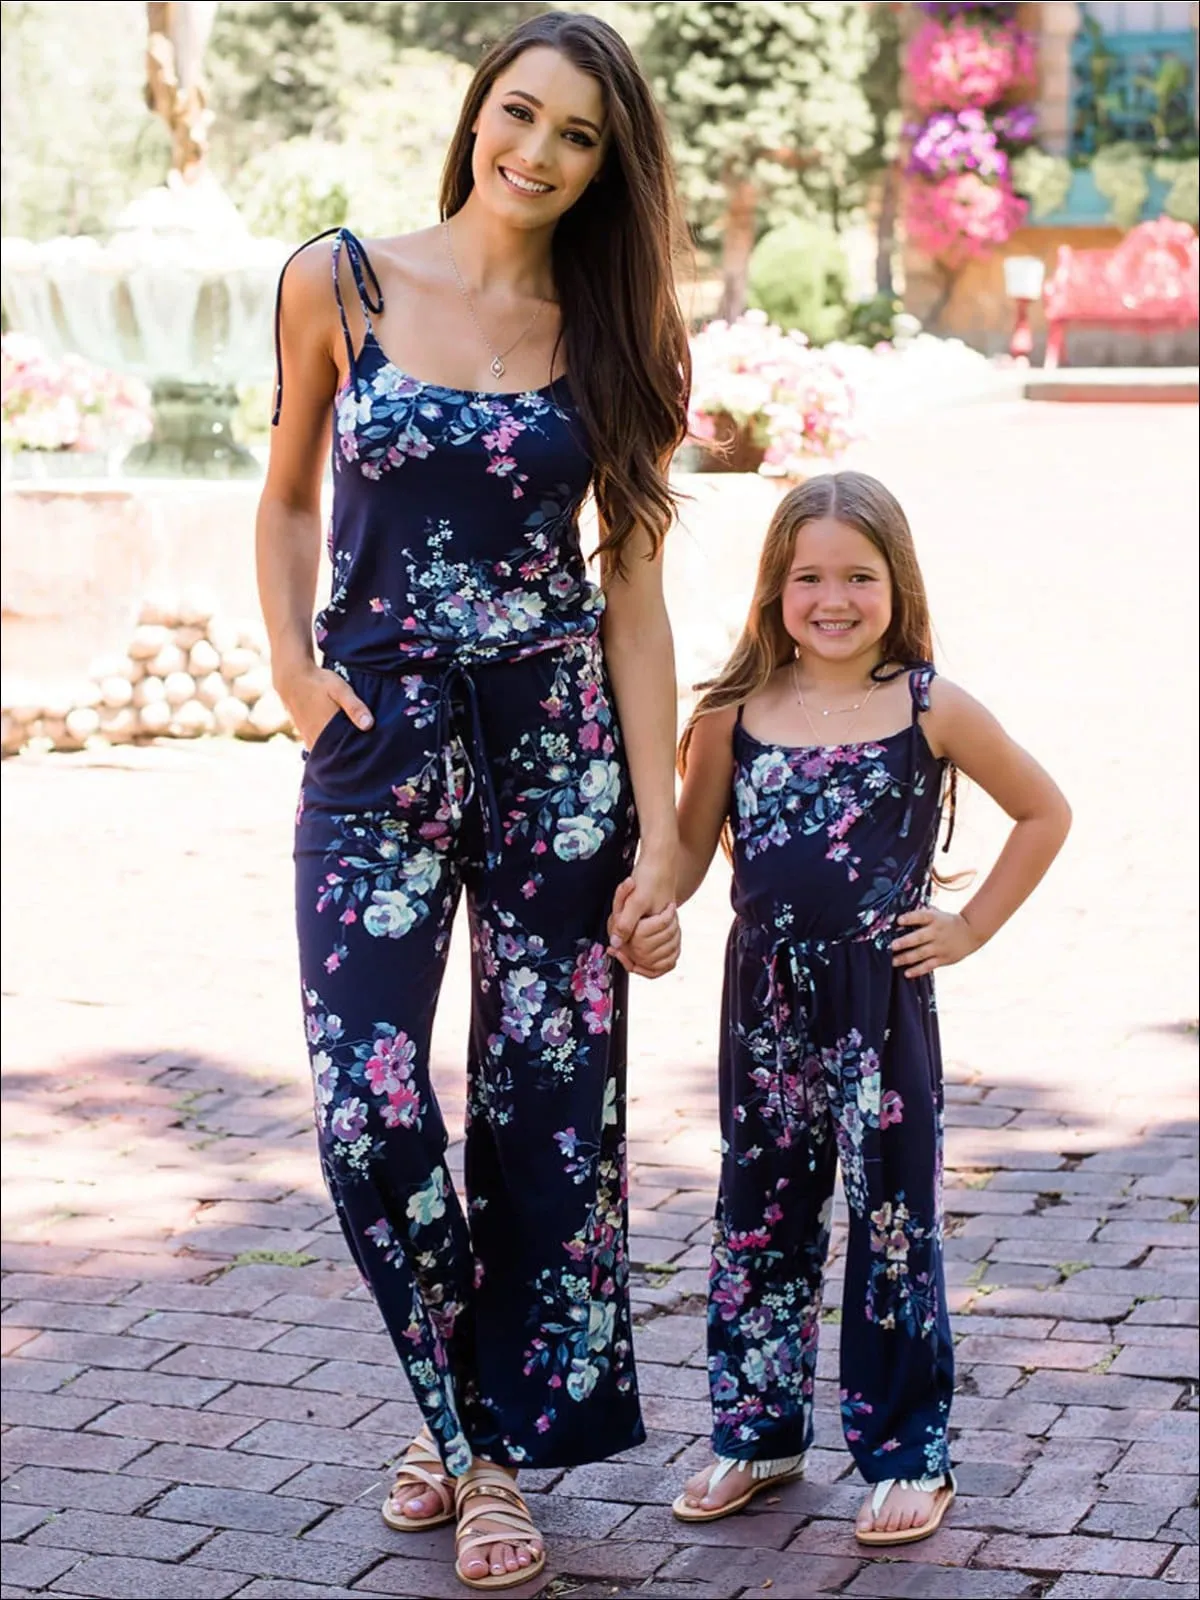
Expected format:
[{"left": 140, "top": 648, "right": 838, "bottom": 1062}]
[
  {"left": 607, "top": 865, "right": 681, "bottom": 980},
  {"left": 278, "top": 664, "right": 374, "bottom": 750},
  {"left": 891, "top": 908, "right": 980, "bottom": 978}
]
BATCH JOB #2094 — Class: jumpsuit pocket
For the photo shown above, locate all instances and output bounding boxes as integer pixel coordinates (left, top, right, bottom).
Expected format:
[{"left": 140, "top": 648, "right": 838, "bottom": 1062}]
[{"left": 304, "top": 706, "right": 352, "bottom": 762}]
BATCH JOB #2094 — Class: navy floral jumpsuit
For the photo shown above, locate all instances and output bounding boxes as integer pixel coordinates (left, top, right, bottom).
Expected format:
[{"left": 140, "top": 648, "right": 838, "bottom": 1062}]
[
  {"left": 708, "top": 668, "right": 955, "bottom": 1485},
  {"left": 280, "top": 231, "right": 643, "bottom": 1476}
]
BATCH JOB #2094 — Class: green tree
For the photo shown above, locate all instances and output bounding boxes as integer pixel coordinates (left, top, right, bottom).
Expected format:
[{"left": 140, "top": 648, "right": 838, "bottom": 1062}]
[
  {"left": 641, "top": 1, "right": 873, "bottom": 320},
  {"left": 1, "top": 0, "right": 170, "bottom": 238},
  {"left": 857, "top": 1, "right": 903, "bottom": 297},
  {"left": 205, "top": 1, "right": 364, "bottom": 171},
  {"left": 351, "top": 2, "right": 647, "bottom": 62}
]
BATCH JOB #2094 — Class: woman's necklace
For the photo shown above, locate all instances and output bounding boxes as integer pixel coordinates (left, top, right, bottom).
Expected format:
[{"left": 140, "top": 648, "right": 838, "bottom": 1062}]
[
  {"left": 792, "top": 660, "right": 880, "bottom": 745},
  {"left": 443, "top": 221, "right": 547, "bottom": 381}
]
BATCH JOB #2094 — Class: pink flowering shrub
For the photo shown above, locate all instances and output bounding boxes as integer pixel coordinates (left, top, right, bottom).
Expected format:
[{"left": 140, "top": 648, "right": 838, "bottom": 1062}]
[
  {"left": 907, "top": 17, "right": 1036, "bottom": 112},
  {"left": 905, "top": 171, "right": 1029, "bottom": 265},
  {"left": 1, "top": 332, "right": 152, "bottom": 453},
  {"left": 689, "top": 311, "right": 856, "bottom": 475}
]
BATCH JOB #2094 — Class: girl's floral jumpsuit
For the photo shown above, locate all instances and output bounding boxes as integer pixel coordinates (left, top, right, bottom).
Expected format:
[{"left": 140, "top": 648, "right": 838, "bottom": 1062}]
[
  {"left": 708, "top": 668, "right": 956, "bottom": 1484},
  {"left": 280, "top": 231, "right": 643, "bottom": 1475}
]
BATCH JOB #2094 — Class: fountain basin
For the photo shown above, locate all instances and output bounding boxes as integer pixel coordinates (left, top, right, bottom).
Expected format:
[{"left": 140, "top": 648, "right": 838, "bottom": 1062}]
[{"left": 1, "top": 175, "right": 289, "bottom": 477}]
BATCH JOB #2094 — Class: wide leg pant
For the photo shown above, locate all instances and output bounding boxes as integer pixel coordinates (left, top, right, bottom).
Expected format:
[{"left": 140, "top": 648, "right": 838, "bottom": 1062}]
[
  {"left": 295, "top": 638, "right": 644, "bottom": 1473},
  {"left": 707, "top": 921, "right": 954, "bottom": 1483}
]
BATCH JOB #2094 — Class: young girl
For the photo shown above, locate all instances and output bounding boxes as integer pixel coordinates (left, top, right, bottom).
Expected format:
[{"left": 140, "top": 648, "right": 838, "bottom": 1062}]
[{"left": 623, "top": 471, "right": 1070, "bottom": 1546}]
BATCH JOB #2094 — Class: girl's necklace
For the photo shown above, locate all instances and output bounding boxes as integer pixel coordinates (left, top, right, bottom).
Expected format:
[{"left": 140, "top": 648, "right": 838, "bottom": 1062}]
[
  {"left": 443, "top": 221, "right": 547, "bottom": 381},
  {"left": 792, "top": 660, "right": 880, "bottom": 745}
]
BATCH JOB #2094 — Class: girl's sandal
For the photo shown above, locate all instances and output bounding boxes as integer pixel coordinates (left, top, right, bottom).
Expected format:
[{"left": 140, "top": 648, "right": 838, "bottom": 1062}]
[
  {"left": 453, "top": 1463, "right": 546, "bottom": 1592},
  {"left": 671, "top": 1452, "right": 807, "bottom": 1523},
  {"left": 380, "top": 1427, "right": 455, "bottom": 1532},
  {"left": 855, "top": 1471, "right": 957, "bottom": 1547}
]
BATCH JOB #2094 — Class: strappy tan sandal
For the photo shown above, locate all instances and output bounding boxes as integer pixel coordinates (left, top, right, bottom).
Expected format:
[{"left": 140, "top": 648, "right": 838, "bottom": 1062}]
[
  {"left": 855, "top": 1470, "right": 957, "bottom": 1546},
  {"left": 380, "top": 1427, "right": 455, "bottom": 1532},
  {"left": 671, "top": 1451, "right": 807, "bottom": 1523},
  {"left": 454, "top": 1462, "right": 546, "bottom": 1592}
]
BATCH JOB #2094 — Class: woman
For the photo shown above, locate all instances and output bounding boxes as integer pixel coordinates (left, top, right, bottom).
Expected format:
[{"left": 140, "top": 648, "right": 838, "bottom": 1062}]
[{"left": 257, "top": 12, "right": 688, "bottom": 1591}]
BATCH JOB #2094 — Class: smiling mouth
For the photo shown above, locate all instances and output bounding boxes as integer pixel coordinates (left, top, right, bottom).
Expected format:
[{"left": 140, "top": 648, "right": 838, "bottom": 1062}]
[
  {"left": 499, "top": 166, "right": 554, "bottom": 196},
  {"left": 812, "top": 620, "right": 858, "bottom": 633}
]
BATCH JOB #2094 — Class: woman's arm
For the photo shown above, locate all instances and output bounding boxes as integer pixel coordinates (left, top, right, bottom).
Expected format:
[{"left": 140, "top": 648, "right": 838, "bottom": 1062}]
[
  {"left": 256, "top": 242, "right": 373, "bottom": 747},
  {"left": 891, "top": 679, "right": 1072, "bottom": 977},
  {"left": 601, "top": 526, "right": 679, "bottom": 950}
]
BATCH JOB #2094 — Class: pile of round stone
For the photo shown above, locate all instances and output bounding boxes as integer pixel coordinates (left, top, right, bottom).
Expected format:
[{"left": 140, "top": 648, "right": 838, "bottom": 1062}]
[{"left": 2, "top": 599, "right": 294, "bottom": 756}]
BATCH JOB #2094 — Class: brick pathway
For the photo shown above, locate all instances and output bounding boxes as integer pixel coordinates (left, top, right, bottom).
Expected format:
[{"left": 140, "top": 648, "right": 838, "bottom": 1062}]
[{"left": 2, "top": 401, "right": 1197, "bottom": 1599}]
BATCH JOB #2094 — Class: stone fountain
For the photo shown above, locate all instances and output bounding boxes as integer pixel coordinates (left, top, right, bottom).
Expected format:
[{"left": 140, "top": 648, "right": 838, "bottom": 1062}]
[{"left": 0, "top": 1, "right": 287, "bottom": 478}]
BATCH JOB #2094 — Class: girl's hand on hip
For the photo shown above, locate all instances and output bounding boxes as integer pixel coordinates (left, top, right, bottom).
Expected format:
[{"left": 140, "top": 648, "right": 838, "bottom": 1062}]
[
  {"left": 277, "top": 664, "right": 374, "bottom": 750},
  {"left": 891, "top": 908, "right": 980, "bottom": 978}
]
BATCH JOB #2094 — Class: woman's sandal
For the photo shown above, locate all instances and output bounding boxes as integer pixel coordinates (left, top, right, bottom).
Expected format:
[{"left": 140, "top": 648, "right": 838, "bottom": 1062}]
[
  {"left": 380, "top": 1427, "right": 455, "bottom": 1532},
  {"left": 671, "top": 1452, "right": 807, "bottom": 1523},
  {"left": 454, "top": 1463, "right": 546, "bottom": 1592},
  {"left": 854, "top": 1471, "right": 957, "bottom": 1547}
]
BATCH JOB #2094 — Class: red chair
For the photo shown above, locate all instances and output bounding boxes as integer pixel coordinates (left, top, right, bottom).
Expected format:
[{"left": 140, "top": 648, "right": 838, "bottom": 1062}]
[{"left": 1042, "top": 219, "right": 1199, "bottom": 369}]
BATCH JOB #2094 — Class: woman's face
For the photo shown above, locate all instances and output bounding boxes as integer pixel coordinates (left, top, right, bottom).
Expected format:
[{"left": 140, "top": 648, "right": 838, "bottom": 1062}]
[{"left": 471, "top": 47, "right": 608, "bottom": 229}]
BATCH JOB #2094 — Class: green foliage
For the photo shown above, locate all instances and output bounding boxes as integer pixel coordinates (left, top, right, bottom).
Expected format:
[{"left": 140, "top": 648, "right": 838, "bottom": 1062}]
[
  {"left": 346, "top": 2, "right": 549, "bottom": 63},
  {"left": 206, "top": 1, "right": 371, "bottom": 170},
  {"left": 351, "top": 2, "right": 648, "bottom": 62},
  {"left": 226, "top": 49, "right": 473, "bottom": 242},
  {"left": 232, "top": 138, "right": 352, "bottom": 242},
  {"left": 641, "top": 1, "right": 874, "bottom": 237},
  {"left": 1092, "top": 141, "right": 1151, "bottom": 229},
  {"left": 858, "top": 0, "right": 903, "bottom": 176},
  {"left": 842, "top": 294, "right": 902, "bottom": 349},
  {"left": 1074, "top": 14, "right": 1197, "bottom": 157},
  {"left": 1011, "top": 148, "right": 1073, "bottom": 221},
  {"left": 747, "top": 218, "right": 851, "bottom": 345},
  {"left": 1, "top": 0, "right": 171, "bottom": 238},
  {"left": 1156, "top": 157, "right": 1200, "bottom": 228},
  {"left": 335, "top": 51, "right": 474, "bottom": 237}
]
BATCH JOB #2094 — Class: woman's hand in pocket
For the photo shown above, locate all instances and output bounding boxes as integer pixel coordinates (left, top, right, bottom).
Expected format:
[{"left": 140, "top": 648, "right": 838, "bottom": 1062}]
[{"left": 277, "top": 664, "right": 374, "bottom": 750}]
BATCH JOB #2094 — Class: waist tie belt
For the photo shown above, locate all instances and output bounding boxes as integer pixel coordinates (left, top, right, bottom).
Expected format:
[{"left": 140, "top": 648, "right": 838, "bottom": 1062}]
[
  {"left": 434, "top": 660, "right": 504, "bottom": 871},
  {"left": 755, "top": 937, "right": 823, "bottom": 1141}
]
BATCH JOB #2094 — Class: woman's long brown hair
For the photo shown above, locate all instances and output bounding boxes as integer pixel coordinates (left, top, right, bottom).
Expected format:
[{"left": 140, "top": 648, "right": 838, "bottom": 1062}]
[{"left": 439, "top": 11, "right": 691, "bottom": 573}]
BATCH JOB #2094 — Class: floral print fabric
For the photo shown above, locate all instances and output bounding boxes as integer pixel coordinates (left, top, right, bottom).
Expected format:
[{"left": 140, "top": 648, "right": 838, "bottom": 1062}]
[
  {"left": 319, "top": 230, "right": 600, "bottom": 676},
  {"left": 289, "top": 233, "right": 644, "bottom": 1472},
  {"left": 707, "top": 670, "right": 955, "bottom": 1482}
]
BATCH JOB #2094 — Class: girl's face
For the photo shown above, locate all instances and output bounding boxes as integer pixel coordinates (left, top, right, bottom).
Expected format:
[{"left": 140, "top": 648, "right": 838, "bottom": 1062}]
[
  {"left": 780, "top": 517, "right": 894, "bottom": 667},
  {"left": 471, "top": 47, "right": 608, "bottom": 230}
]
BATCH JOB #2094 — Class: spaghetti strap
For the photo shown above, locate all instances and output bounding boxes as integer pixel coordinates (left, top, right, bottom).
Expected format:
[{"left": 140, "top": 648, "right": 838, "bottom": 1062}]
[
  {"left": 908, "top": 664, "right": 936, "bottom": 719},
  {"left": 734, "top": 703, "right": 746, "bottom": 727},
  {"left": 899, "top": 663, "right": 936, "bottom": 841},
  {"left": 897, "top": 662, "right": 957, "bottom": 853},
  {"left": 331, "top": 229, "right": 385, "bottom": 377},
  {"left": 271, "top": 227, "right": 386, "bottom": 427}
]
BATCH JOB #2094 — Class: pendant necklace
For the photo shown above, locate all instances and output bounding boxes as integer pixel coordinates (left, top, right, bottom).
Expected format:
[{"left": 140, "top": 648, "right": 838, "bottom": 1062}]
[
  {"left": 792, "top": 660, "right": 880, "bottom": 745},
  {"left": 443, "top": 221, "right": 546, "bottom": 381}
]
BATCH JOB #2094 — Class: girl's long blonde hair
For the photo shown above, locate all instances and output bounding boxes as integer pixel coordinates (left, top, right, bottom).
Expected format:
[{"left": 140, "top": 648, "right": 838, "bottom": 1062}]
[
  {"left": 679, "top": 470, "right": 960, "bottom": 871},
  {"left": 678, "top": 471, "right": 933, "bottom": 773}
]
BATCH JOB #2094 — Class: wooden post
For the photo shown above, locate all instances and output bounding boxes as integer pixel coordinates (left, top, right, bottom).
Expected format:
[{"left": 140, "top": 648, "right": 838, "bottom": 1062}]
[{"left": 1037, "top": 1, "right": 1082, "bottom": 157}]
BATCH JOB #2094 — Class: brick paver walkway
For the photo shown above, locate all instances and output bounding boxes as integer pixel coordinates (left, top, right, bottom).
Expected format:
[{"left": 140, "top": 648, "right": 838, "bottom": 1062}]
[{"left": 3, "top": 401, "right": 1198, "bottom": 1599}]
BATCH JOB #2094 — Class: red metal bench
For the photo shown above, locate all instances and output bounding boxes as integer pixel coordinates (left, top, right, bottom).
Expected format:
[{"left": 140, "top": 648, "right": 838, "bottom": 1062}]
[{"left": 1042, "top": 218, "right": 1199, "bottom": 369}]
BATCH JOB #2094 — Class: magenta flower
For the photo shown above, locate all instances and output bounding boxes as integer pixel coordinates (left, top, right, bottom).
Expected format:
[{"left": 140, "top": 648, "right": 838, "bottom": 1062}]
[
  {"left": 906, "top": 171, "right": 1028, "bottom": 265},
  {"left": 907, "top": 17, "right": 1036, "bottom": 112}
]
